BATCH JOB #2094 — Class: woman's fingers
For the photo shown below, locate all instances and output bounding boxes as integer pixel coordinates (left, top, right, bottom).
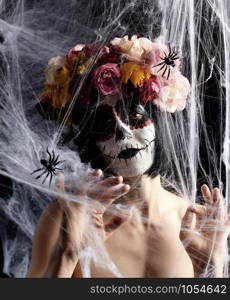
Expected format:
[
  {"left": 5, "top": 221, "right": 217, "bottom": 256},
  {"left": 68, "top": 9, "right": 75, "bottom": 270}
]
[
  {"left": 74, "top": 169, "right": 103, "bottom": 196},
  {"left": 100, "top": 184, "right": 130, "bottom": 205},
  {"left": 181, "top": 206, "right": 195, "bottom": 231},
  {"left": 96, "top": 176, "right": 123, "bottom": 187},
  {"left": 88, "top": 175, "right": 128, "bottom": 200},
  {"left": 201, "top": 185, "right": 224, "bottom": 220},
  {"left": 89, "top": 183, "right": 130, "bottom": 215},
  {"left": 212, "top": 188, "right": 224, "bottom": 220},
  {"left": 205, "top": 187, "right": 224, "bottom": 221},
  {"left": 201, "top": 184, "right": 211, "bottom": 204},
  {"left": 188, "top": 204, "right": 208, "bottom": 230},
  {"left": 88, "top": 169, "right": 103, "bottom": 180}
]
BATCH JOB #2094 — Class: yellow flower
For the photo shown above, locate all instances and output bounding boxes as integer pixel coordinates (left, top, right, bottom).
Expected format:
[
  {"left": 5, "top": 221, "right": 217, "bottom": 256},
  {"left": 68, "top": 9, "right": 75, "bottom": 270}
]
[
  {"left": 45, "top": 56, "right": 71, "bottom": 85},
  {"left": 76, "top": 58, "right": 91, "bottom": 75},
  {"left": 69, "top": 51, "right": 90, "bottom": 75},
  {"left": 51, "top": 85, "right": 70, "bottom": 109},
  {"left": 42, "top": 56, "right": 73, "bottom": 109},
  {"left": 54, "top": 65, "right": 71, "bottom": 85},
  {"left": 120, "top": 62, "right": 151, "bottom": 87},
  {"left": 41, "top": 84, "right": 71, "bottom": 109}
]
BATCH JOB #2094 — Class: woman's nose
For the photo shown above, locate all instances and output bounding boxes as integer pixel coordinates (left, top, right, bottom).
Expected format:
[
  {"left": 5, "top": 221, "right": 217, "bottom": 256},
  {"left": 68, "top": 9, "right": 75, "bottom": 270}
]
[{"left": 115, "top": 115, "right": 133, "bottom": 142}]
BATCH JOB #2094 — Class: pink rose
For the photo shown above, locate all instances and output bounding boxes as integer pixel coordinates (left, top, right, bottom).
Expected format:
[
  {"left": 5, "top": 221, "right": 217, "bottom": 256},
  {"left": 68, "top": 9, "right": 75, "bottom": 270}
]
[
  {"left": 140, "top": 76, "right": 160, "bottom": 102},
  {"left": 93, "top": 63, "right": 121, "bottom": 95},
  {"left": 154, "top": 71, "right": 190, "bottom": 112}
]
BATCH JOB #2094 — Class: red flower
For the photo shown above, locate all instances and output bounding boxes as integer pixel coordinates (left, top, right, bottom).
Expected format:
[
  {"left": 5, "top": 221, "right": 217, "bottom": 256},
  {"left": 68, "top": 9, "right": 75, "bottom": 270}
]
[
  {"left": 140, "top": 76, "right": 160, "bottom": 102},
  {"left": 99, "top": 45, "right": 121, "bottom": 64},
  {"left": 93, "top": 63, "right": 121, "bottom": 95}
]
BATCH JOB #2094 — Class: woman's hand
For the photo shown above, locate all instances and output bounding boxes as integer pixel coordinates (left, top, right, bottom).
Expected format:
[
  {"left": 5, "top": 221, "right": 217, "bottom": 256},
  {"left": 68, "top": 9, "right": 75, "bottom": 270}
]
[
  {"left": 28, "top": 170, "right": 130, "bottom": 277},
  {"left": 78, "top": 169, "right": 131, "bottom": 241},
  {"left": 180, "top": 185, "right": 230, "bottom": 277}
]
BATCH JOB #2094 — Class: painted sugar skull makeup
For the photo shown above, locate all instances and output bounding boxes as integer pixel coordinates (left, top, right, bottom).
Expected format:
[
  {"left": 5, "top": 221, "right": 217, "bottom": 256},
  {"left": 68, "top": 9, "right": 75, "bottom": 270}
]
[{"left": 93, "top": 94, "right": 156, "bottom": 177}]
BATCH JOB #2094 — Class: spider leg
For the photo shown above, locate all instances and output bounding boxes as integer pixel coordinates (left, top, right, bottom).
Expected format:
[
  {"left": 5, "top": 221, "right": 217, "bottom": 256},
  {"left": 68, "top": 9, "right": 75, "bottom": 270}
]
[
  {"left": 168, "top": 43, "right": 172, "bottom": 56},
  {"left": 158, "top": 64, "right": 166, "bottom": 74},
  {"left": 47, "top": 148, "right": 52, "bottom": 162},
  {"left": 167, "top": 67, "right": 171, "bottom": 80},
  {"left": 170, "top": 52, "right": 179, "bottom": 59},
  {"left": 51, "top": 150, "right": 55, "bottom": 163},
  {"left": 54, "top": 168, "right": 63, "bottom": 171},
  {"left": 157, "top": 64, "right": 167, "bottom": 73},
  {"left": 49, "top": 173, "right": 53, "bottom": 187},
  {"left": 153, "top": 61, "right": 165, "bottom": 67},
  {"left": 171, "top": 55, "right": 179, "bottom": 60},
  {"left": 173, "top": 48, "right": 178, "bottom": 56},
  {"left": 31, "top": 167, "right": 44, "bottom": 175},
  {"left": 42, "top": 171, "right": 50, "bottom": 184},
  {"left": 162, "top": 65, "right": 168, "bottom": 78},
  {"left": 49, "top": 150, "right": 55, "bottom": 164},
  {"left": 53, "top": 155, "right": 60, "bottom": 165},
  {"left": 35, "top": 169, "right": 47, "bottom": 180},
  {"left": 53, "top": 160, "right": 65, "bottom": 166}
]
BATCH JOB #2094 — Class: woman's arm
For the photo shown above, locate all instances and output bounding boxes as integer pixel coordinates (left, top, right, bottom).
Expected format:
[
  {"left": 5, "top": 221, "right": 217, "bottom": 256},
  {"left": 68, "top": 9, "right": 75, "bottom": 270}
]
[
  {"left": 27, "top": 171, "right": 130, "bottom": 277},
  {"left": 27, "top": 199, "right": 82, "bottom": 277}
]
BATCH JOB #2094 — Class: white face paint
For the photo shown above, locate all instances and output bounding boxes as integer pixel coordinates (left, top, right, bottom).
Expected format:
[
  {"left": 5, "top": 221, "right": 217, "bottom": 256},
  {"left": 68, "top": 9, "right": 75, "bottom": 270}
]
[{"left": 95, "top": 95, "right": 156, "bottom": 177}]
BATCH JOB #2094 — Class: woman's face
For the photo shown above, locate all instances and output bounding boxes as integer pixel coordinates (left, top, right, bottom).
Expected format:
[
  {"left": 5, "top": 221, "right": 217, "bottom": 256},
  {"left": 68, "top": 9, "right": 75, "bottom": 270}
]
[{"left": 92, "top": 94, "right": 156, "bottom": 177}]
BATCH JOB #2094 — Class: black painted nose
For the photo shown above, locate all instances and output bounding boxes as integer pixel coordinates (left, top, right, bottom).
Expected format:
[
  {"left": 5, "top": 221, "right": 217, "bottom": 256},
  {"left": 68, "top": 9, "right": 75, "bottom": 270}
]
[{"left": 115, "top": 125, "right": 132, "bottom": 142}]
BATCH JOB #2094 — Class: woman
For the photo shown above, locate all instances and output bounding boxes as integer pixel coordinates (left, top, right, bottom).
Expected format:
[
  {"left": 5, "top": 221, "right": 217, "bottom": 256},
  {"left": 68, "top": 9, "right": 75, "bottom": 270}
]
[{"left": 27, "top": 36, "right": 230, "bottom": 277}]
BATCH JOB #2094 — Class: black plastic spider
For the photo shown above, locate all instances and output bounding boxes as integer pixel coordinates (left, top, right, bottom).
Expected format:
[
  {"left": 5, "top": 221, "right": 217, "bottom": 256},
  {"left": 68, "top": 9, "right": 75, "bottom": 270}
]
[
  {"left": 153, "top": 43, "right": 179, "bottom": 80},
  {"left": 31, "top": 148, "right": 64, "bottom": 186}
]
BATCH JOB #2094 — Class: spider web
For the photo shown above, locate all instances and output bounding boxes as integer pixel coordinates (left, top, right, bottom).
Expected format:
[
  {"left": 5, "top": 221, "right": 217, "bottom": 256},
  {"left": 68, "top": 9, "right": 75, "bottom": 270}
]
[{"left": 0, "top": 0, "right": 229, "bottom": 277}]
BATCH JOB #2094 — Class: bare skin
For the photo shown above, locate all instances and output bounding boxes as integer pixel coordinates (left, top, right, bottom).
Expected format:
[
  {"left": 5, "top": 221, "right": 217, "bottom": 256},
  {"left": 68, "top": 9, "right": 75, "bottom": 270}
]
[{"left": 27, "top": 171, "right": 230, "bottom": 278}]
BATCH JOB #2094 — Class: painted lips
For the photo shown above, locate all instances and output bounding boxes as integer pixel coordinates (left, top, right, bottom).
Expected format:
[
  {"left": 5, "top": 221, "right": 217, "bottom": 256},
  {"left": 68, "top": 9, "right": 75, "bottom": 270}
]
[{"left": 117, "top": 148, "right": 140, "bottom": 159}]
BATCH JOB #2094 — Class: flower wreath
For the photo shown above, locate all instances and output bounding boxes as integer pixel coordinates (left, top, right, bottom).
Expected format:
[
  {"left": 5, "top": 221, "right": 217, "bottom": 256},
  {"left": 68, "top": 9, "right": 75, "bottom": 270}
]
[{"left": 39, "top": 35, "right": 190, "bottom": 114}]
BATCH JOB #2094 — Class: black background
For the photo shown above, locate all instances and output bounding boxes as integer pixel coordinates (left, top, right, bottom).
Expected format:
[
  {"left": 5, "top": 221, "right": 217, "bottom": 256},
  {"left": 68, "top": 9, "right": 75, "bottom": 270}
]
[{"left": 0, "top": 0, "right": 225, "bottom": 277}]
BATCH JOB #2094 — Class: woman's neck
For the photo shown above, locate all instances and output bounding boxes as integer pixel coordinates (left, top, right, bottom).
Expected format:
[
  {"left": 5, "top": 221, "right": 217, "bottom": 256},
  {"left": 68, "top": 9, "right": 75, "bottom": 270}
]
[{"left": 119, "top": 174, "right": 164, "bottom": 209}]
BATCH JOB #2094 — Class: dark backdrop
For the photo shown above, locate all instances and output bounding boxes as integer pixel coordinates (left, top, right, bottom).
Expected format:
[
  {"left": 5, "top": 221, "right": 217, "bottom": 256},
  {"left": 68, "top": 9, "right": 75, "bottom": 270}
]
[{"left": 0, "top": 0, "right": 224, "bottom": 277}]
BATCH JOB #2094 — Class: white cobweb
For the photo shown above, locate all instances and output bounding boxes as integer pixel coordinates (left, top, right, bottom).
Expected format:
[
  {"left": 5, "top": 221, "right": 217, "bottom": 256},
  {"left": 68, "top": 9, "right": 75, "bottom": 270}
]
[{"left": 0, "top": 0, "right": 229, "bottom": 277}]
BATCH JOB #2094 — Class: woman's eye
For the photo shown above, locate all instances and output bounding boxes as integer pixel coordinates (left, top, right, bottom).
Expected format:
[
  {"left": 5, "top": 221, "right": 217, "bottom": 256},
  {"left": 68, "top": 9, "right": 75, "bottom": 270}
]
[{"left": 130, "top": 113, "right": 142, "bottom": 120}]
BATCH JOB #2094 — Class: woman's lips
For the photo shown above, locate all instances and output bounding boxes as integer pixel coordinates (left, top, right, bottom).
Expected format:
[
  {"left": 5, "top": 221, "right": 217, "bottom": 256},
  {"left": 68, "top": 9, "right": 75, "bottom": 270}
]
[
  {"left": 104, "top": 139, "right": 155, "bottom": 160},
  {"left": 117, "top": 148, "right": 140, "bottom": 159}
]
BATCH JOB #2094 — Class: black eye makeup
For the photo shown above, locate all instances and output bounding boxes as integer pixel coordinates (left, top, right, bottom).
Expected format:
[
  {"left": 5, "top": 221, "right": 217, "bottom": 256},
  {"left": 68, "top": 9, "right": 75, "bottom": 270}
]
[
  {"left": 91, "top": 105, "right": 116, "bottom": 140},
  {"left": 116, "top": 100, "right": 151, "bottom": 128},
  {"left": 91, "top": 99, "right": 152, "bottom": 141}
]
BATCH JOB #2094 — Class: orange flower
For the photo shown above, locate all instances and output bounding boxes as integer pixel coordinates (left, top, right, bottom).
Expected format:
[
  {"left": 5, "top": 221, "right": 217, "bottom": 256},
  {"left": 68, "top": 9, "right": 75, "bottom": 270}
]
[
  {"left": 54, "top": 65, "right": 71, "bottom": 85},
  {"left": 120, "top": 62, "right": 151, "bottom": 87},
  {"left": 68, "top": 50, "right": 90, "bottom": 75},
  {"left": 40, "top": 84, "right": 71, "bottom": 109},
  {"left": 42, "top": 56, "right": 72, "bottom": 108}
]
